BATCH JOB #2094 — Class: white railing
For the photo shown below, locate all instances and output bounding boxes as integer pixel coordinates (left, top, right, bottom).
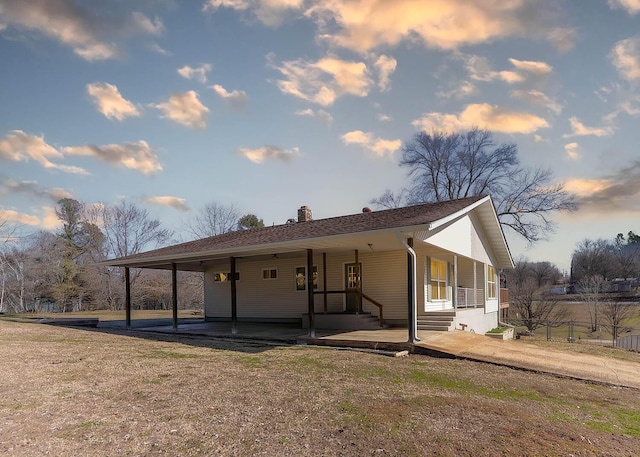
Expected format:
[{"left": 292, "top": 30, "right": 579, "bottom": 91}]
[{"left": 456, "top": 287, "right": 484, "bottom": 309}]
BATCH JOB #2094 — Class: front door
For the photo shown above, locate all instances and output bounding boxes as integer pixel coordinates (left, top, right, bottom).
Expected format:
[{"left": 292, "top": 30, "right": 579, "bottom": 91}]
[{"left": 345, "top": 263, "right": 362, "bottom": 312}]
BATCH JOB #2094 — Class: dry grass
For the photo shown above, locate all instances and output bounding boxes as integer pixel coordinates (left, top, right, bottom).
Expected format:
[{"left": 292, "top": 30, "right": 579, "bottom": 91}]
[{"left": 1, "top": 320, "right": 640, "bottom": 456}]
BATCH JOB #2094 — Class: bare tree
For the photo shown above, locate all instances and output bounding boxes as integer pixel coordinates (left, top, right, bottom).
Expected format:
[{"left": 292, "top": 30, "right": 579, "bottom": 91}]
[
  {"left": 184, "top": 201, "right": 242, "bottom": 239},
  {"left": 577, "top": 275, "right": 608, "bottom": 332},
  {"left": 94, "top": 201, "right": 173, "bottom": 259},
  {"left": 530, "top": 261, "right": 562, "bottom": 287},
  {"left": 600, "top": 301, "right": 636, "bottom": 343},
  {"left": 612, "top": 232, "right": 640, "bottom": 280},
  {"left": 369, "top": 189, "right": 407, "bottom": 210},
  {"left": 378, "top": 128, "right": 576, "bottom": 243},
  {"left": 509, "top": 277, "right": 567, "bottom": 332},
  {"left": 571, "top": 239, "right": 616, "bottom": 284},
  {"left": 507, "top": 259, "right": 568, "bottom": 331},
  {"left": 87, "top": 201, "right": 174, "bottom": 310}
]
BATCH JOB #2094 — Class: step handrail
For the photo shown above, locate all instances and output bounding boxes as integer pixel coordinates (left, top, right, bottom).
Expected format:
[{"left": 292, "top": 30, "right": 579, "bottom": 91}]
[
  {"left": 354, "top": 289, "right": 384, "bottom": 327},
  {"left": 313, "top": 288, "right": 384, "bottom": 326}
]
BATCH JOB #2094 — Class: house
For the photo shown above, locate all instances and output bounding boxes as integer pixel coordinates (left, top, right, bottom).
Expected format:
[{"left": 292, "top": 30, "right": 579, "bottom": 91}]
[{"left": 105, "top": 195, "right": 513, "bottom": 341}]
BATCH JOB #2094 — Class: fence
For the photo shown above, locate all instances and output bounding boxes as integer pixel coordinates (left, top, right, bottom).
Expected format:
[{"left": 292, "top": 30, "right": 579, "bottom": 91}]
[
  {"left": 618, "top": 335, "right": 640, "bottom": 351},
  {"left": 506, "top": 318, "right": 640, "bottom": 351}
]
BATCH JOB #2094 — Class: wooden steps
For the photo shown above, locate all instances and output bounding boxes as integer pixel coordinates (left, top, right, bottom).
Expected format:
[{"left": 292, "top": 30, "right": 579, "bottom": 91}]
[{"left": 417, "top": 312, "right": 455, "bottom": 331}]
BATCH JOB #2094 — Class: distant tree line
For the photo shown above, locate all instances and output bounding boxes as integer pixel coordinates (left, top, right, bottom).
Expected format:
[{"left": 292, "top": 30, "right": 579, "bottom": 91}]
[
  {"left": 0, "top": 199, "right": 263, "bottom": 314},
  {"left": 571, "top": 231, "right": 640, "bottom": 285}
]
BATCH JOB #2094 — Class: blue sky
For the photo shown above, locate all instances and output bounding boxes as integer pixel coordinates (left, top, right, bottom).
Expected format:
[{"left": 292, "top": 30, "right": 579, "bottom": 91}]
[{"left": 1, "top": 0, "right": 639, "bottom": 272}]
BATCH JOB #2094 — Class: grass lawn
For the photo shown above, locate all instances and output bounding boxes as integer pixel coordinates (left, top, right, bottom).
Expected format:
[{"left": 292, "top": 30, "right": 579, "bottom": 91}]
[{"left": 1, "top": 319, "right": 639, "bottom": 456}]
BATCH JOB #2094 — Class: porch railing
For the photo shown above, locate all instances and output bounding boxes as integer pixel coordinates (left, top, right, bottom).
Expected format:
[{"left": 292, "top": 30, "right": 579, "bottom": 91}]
[
  {"left": 500, "top": 288, "right": 509, "bottom": 306},
  {"left": 456, "top": 287, "right": 483, "bottom": 309}
]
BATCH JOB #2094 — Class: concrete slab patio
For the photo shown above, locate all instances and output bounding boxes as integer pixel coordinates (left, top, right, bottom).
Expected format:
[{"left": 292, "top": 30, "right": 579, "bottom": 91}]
[{"left": 100, "top": 320, "right": 640, "bottom": 390}]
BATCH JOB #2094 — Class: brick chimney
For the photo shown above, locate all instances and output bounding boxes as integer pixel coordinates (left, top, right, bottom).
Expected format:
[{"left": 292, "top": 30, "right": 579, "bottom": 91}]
[{"left": 297, "top": 205, "right": 312, "bottom": 222}]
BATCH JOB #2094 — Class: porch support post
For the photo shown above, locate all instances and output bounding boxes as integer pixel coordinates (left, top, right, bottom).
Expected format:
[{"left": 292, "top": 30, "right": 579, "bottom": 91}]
[
  {"left": 307, "top": 249, "right": 315, "bottom": 338},
  {"left": 125, "top": 267, "right": 131, "bottom": 330},
  {"left": 171, "top": 263, "right": 178, "bottom": 330},
  {"left": 406, "top": 237, "right": 419, "bottom": 343},
  {"left": 354, "top": 249, "right": 361, "bottom": 313},
  {"left": 473, "top": 261, "right": 477, "bottom": 308},
  {"left": 230, "top": 256, "right": 237, "bottom": 334},
  {"left": 453, "top": 255, "right": 458, "bottom": 309},
  {"left": 322, "top": 252, "right": 328, "bottom": 314}
]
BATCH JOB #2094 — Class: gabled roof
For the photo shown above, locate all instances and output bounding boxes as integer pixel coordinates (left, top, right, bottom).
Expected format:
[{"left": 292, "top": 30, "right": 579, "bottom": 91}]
[{"left": 105, "top": 195, "right": 512, "bottom": 270}]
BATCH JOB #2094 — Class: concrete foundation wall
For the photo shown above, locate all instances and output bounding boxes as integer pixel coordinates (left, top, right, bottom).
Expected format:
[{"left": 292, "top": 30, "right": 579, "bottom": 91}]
[{"left": 452, "top": 308, "right": 498, "bottom": 334}]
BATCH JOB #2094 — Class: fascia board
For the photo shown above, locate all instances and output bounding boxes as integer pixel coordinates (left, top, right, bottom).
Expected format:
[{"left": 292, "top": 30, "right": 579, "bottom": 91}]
[{"left": 102, "top": 224, "right": 433, "bottom": 267}]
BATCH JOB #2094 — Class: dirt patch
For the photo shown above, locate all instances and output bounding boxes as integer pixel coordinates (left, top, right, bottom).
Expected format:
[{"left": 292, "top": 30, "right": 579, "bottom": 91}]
[{"left": 1, "top": 320, "right": 639, "bottom": 456}]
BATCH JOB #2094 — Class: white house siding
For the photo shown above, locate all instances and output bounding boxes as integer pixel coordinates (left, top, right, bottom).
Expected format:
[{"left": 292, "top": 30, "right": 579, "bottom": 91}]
[
  {"left": 204, "top": 250, "right": 408, "bottom": 323},
  {"left": 311, "top": 250, "right": 408, "bottom": 322},
  {"left": 420, "top": 213, "right": 495, "bottom": 266},
  {"left": 204, "top": 264, "right": 230, "bottom": 318}
]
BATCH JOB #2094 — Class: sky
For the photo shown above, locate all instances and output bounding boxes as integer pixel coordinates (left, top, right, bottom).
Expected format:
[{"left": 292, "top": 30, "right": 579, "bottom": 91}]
[{"left": 1, "top": 0, "right": 639, "bottom": 272}]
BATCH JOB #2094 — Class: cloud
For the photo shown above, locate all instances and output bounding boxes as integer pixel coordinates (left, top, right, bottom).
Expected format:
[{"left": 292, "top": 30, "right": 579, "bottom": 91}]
[
  {"left": 306, "top": 0, "right": 570, "bottom": 53},
  {"left": 0, "top": 1, "right": 164, "bottom": 60},
  {"left": 609, "top": 0, "right": 640, "bottom": 15},
  {"left": 546, "top": 27, "right": 577, "bottom": 53},
  {"left": 465, "top": 55, "right": 552, "bottom": 85},
  {"left": 63, "top": 140, "right": 162, "bottom": 175},
  {"left": 0, "top": 130, "right": 87, "bottom": 174},
  {"left": 563, "top": 117, "right": 614, "bottom": 138},
  {"left": 511, "top": 89, "right": 562, "bottom": 114},
  {"left": 0, "top": 176, "right": 73, "bottom": 202},
  {"left": 597, "top": 83, "right": 640, "bottom": 121},
  {"left": 341, "top": 130, "right": 402, "bottom": 157},
  {"left": 295, "top": 108, "right": 333, "bottom": 126},
  {"left": 211, "top": 84, "right": 248, "bottom": 111},
  {"left": 269, "top": 53, "right": 373, "bottom": 106},
  {"left": 130, "top": 11, "right": 164, "bottom": 35},
  {"left": 377, "top": 113, "right": 391, "bottom": 121},
  {"left": 150, "top": 43, "right": 171, "bottom": 56},
  {"left": 87, "top": 82, "right": 140, "bottom": 121},
  {"left": 437, "top": 81, "right": 477, "bottom": 99},
  {"left": 152, "top": 91, "right": 209, "bottom": 129},
  {"left": 564, "top": 142, "right": 581, "bottom": 160},
  {"left": 566, "top": 161, "right": 640, "bottom": 214},
  {"left": 373, "top": 54, "right": 397, "bottom": 91},
  {"left": 203, "top": 0, "right": 304, "bottom": 27},
  {"left": 610, "top": 35, "right": 640, "bottom": 80},
  {"left": 237, "top": 145, "right": 299, "bottom": 163},
  {"left": 412, "top": 103, "right": 549, "bottom": 134},
  {"left": 0, "top": 208, "right": 40, "bottom": 226},
  {"left": 177, "top": 64, "right": 212, "bottom": 83},
  {"left": 40, "top": 206, "right": 61, "bottom": 230},
  {"left": 141, "top": 196, "right": 190, "bottom": 212}
]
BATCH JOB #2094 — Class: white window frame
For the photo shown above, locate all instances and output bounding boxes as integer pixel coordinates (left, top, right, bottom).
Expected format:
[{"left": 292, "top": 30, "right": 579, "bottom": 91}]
[
  {"left": 429, "top": 258, "right": 449, "bottom": 301},
  {"left": 295, "top": 265, "right": 318, "bottom": 291},
  {"left": 212, "top": 272, "right": 239, "bottom": 283},
  {"left": 262, "top": 268, "right": 278, "bottom": 280},
  {"left": 487, "top": 265, "right": 497, "bottom": 299}
]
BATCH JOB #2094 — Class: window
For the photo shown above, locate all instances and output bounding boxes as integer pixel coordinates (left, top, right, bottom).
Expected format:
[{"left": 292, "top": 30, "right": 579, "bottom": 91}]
[
  {"left": 430, "top": 258, "right": 448, "bottom": 300},
  {"left": 295, "top": 266, "right": 318, "bottom": 291},
  {"left": 213, "top": 272, "right": 239, "bottom": 282},
  {"left": 487, "top": 265, "right": 497, "bottom": 299},
  {"left": 262, "top": 268, "right": 278, "bottom": 280}
]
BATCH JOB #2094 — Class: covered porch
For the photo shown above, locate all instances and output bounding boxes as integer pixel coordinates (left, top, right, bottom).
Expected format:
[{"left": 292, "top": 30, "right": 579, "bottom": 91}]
[{"left": 117, "top": 230, "right": 421, "bottom": 341}]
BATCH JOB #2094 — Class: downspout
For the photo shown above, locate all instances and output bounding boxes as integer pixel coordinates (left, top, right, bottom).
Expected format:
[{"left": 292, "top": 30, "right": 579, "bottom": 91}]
[{"left": 397, "top": 232, "right": 419, "bottom": 343}]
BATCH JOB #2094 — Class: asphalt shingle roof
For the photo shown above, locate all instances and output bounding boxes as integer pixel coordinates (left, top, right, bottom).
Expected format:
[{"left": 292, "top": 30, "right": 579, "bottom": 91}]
[{"left": 109, "top": 196, "right": 486, "bottom": 265}]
